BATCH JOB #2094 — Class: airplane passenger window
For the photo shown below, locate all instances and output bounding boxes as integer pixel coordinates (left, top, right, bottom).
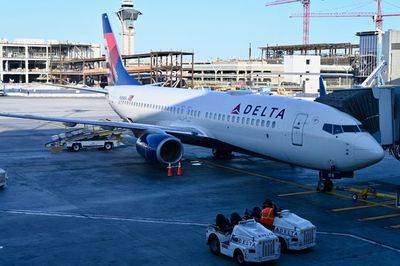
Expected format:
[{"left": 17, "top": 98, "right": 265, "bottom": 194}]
[
  {"left": 191, "top": 110, "right": 194, "bottom": 116},
  {"left": 272, "top": 121, "right": 276, "bottom": 128},
  {"left": 251, "top": 119, "right": 255, "bottom": 126},
  {"left": 198, "top": 111, "right": 201, "bottom": 117},
  {"left": 266, "top": 121, "right": 270, "bottom": 127},
  {"left": 242, "top": 117, "right": 245, "bottom": 124},
  {"left": 218, "top": 114, "right": 221, "bottom": 120},
  {"left": 227, "top": 115, "right": 230, "bottom": 122},
  {"left": 214, "top": 113, "right": 217, "bottom": 120},
  {"left": 237, "top": 117, "right": 240, "bottom": 123},
  {"left": 246, "top": 118, "right": 250, "bottom": 125},
  {"left": 205, "top": 112, "right": 209, "bottom": 118},
  {"left": 256, "top": 119, "right": 260, "bottom": 126},
  {"left": 322, "top": 124, "right": 333, "bottom": 134},
  {"left": 222, "top": 115, "right": 225, "bottom": 121},
  {"left": 261, "top": 120, "right": 265, "bottom": 127},
  {"left": 342, "top": 125, "right": 360, "bottom": 133},
  {"left": 333, "top": 125, "right": 343, "bottom": 134}
]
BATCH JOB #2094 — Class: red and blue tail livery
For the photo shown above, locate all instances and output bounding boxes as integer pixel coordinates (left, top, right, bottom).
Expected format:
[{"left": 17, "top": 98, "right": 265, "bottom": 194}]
[{"left": 102, "top": 13, "right": 141, "bottom": 86}]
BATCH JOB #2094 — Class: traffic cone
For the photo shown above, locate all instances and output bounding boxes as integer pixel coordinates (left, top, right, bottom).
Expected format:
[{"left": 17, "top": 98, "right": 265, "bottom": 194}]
[
  {"left": 167, "top": 163, "right": 173, "bottom": 177},
  {"left": 177, "top": 161, "right": 183, "bottom": 176}
]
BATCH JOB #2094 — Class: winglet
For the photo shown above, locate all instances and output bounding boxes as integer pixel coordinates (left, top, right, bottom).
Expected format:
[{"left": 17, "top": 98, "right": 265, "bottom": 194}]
[
  {"left": 102, "top": 13, "right": 141, "bottom": 86},
  {"left": 319, "top": 77, "right": 326, "bottom": 97}
]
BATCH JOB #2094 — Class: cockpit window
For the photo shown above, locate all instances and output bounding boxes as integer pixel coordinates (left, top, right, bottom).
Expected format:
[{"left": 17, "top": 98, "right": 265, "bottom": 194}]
[
  {"left": 323, "top": 123, "right": 366, "bottom": 135},
  {"left": 358, "top": 124, "right": 367, "bottom": 132},
  {"left": 342, "top": 125, "right": 360, "bottom": 133},
  {"left": 322, "top": 124, "right": 333, "bottom": 134},
  {"left": 333, "top": 125, "right": 343, "bottom": 134}
]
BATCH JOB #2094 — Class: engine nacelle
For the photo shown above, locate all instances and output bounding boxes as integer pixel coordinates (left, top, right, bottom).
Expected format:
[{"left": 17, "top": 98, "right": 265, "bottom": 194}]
[{"left": 136, "top": 133, "right": 183, "bottom": 164}]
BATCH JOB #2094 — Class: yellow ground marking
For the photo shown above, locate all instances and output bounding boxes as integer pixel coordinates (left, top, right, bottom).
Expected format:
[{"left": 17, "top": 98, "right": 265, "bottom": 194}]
[
  {"left": 194, "top": 159, "right": 400, "bottom": 212},
  {"left": 278, "top": 191, "right": 317, "bottom": 197},
  {"left": 331, "top": 205, "right": 379, "bottom": 212},
  {"left": 359, "top": 213, "right": 400, "bottom": 221}
]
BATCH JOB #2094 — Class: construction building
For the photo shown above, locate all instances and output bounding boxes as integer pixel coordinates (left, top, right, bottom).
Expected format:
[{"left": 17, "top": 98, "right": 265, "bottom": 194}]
[{"left": 0, "top": 39, "right": 100, "bottom": 84}]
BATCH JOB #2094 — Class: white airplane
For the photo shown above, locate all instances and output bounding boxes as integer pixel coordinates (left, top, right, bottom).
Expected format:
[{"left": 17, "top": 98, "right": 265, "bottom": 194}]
[{"left": 0, "top": 14, "right": 384, "bottom": 190}]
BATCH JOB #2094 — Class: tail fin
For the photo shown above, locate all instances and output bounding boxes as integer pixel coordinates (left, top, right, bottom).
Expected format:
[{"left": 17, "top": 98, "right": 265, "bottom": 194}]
[
  {"left": 319, "top": 77, "right": 326, "bottom": 97},
  {"left": 102, "top": 13, "right": 141, "bottom": 86}
]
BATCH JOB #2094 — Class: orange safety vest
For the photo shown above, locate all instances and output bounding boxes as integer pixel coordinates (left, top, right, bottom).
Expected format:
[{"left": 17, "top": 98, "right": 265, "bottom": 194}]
[{"left": 260, "top": 207, "right": 275, "bottom": 225}]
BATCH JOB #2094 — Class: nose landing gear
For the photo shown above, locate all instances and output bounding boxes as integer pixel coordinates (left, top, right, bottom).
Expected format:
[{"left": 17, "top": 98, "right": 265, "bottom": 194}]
[
  {"left": 317, "top": 167, "right": 354, "bottom": 192},
  {"left": 317, "top": 177, "right": 334, "bottom": 192}
]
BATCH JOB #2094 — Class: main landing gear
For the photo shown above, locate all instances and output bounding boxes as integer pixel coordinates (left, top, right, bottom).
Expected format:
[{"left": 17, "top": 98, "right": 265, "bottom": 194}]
[{"left": 317, "top": 167, "right": 354, "bottom": 192}]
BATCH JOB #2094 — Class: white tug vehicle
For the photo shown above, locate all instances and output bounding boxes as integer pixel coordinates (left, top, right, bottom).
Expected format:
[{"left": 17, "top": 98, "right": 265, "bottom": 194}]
[
  {"left": 271, "top": 210, "right": 317, "bottom": 251},
  {"left": 206, "top": 214, "right": 280, "bottom": 264},
  {"left": 206, "top": 210, "right": 316, "bottom": 264}
]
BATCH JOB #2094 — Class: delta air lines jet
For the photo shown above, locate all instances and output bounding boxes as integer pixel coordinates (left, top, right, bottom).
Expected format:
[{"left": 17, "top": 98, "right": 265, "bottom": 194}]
[{"left": 0, "top": 14, "right": 384, "bottom": 190}]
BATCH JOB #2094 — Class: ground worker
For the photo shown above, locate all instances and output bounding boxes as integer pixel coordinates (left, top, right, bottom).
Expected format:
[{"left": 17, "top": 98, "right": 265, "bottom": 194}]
[{"left": 260, "top": 199, "right": 275, "bottom": 230}]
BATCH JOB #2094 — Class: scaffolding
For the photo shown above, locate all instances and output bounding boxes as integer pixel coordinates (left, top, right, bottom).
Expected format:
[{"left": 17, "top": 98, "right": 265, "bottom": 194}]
[{"left": 58, "top": 51, "right": 195, "bottom": 88}]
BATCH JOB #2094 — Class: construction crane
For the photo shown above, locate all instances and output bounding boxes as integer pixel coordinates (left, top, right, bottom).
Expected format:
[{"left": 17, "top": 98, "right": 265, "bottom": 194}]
[
  {"left": 289, "top": 0, "right": 400, "bottom": 32},
  {"left": 266, "top": 0, "right": 311, "bottom": 45},
  {"left": 289, "top": 0, "right": 400, "bottom": 85}
]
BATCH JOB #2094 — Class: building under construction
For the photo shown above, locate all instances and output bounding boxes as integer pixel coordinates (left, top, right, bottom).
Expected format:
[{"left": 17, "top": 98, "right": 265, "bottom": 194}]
[
  {"left": 53, "top": 51, "right": 194, "bottom": 88},
  {"left": 0, "top": 39, "right": 100, "bottom": 84}
]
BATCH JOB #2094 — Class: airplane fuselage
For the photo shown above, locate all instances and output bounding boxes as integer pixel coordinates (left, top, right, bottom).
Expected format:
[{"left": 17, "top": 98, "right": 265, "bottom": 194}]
[{"left": 106, "top": 85, "right": 384, "bottom": 171}]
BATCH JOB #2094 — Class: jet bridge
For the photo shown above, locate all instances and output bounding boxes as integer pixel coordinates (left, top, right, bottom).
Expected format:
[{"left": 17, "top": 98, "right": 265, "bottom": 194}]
[{"left": 316, "top": 86, "right": 400, "bottom": 160}]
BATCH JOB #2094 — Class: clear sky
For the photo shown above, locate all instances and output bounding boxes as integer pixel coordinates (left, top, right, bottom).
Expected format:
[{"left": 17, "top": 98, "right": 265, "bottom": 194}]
[{"left": 1, "top": 0, "right": 400, "bottom": 60}]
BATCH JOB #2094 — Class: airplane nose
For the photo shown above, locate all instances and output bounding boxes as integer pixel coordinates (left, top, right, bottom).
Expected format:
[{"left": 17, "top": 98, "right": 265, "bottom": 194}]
[{"left": 354, "top": 135, "right": 384, "bottom": 167}]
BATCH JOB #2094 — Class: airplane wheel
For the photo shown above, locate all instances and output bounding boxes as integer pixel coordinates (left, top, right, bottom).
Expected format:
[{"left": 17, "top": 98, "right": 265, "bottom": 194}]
[
  {"left": 104, "top": 142, "right": 113, "bottom": 151},
  {"left": 72, "top": 143, "right": 81, "bottom": 152},
  {"left": 352, "top": 193, "right": 359, "bottom": 201},
  {"left": 208, "top": 234, "right": 220, "bottom": 256},
  {"left": 234, "top": 249, "right": 245, "bottom": 265},
  {"left": 212, "top": 148, "right": 232, "bottom": 159},
  {"left": 320, "top": 179, "right": 333, "bottom": 192}
]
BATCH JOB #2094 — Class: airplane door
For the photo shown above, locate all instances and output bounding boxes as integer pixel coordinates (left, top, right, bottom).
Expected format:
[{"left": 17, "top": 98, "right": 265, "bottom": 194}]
[{"left": 292, "top": 113, "right": 308, "bottom": 146}]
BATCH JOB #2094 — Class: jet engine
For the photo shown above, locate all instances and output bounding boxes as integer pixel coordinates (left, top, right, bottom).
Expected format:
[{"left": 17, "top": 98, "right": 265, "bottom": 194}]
[{"left": 136, "top": 133, "right": 183, "bottom": 164}]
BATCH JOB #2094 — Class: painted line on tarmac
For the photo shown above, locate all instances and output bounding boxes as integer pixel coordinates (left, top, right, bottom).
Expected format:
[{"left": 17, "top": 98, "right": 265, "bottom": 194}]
[
  {"left": 359, "top": 213, "right": 400, "bottom": 221},
  {"left": 390, "top": 224, "right": 400, "bottom": 229},
  {"left": 318, "top": 231, "right": 400, "bottom": 253},
  {"left": 197, "top": 159, "right": 400, "bottom": 211},
  {"left": 0, "top": 209, "right": 208, "bottom": 227},
  {"left": 278, "top": 191, "right": 317, "bottom": 197},
  {"left": 2, "top": 209, "right": 399, "bottom": 252},
  {"left": 331, "top": 204, "right": 380, "bottom": 212}
]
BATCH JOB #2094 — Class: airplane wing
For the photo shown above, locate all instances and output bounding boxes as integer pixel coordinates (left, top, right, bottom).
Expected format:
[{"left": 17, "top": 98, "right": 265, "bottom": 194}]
[
  {"left": 0, "top": 113, "right": 205, "bottom": 137},
  {"left": 33, "top": 83, "right": 108, "bottom": 94}
]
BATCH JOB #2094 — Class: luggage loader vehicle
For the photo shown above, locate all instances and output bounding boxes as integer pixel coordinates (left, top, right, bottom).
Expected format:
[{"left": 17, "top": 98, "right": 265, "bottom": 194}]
[
  {"left": 206, "top": 216, "right": 280, "bottom": 265},
  {"left": 45, "top": 126, "right": 124, "bottom": 152}
]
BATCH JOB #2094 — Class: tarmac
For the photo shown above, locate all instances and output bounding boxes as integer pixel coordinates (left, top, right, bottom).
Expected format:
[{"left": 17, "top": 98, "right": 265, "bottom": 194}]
[{"left": 0, "top": 97, "right": 399, "bottom": 265}]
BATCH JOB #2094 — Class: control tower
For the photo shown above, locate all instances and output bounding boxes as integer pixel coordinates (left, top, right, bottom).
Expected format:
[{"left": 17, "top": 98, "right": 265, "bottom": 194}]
[{"left": 116, "top": 0, "right": 142, "bottom": 55}]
